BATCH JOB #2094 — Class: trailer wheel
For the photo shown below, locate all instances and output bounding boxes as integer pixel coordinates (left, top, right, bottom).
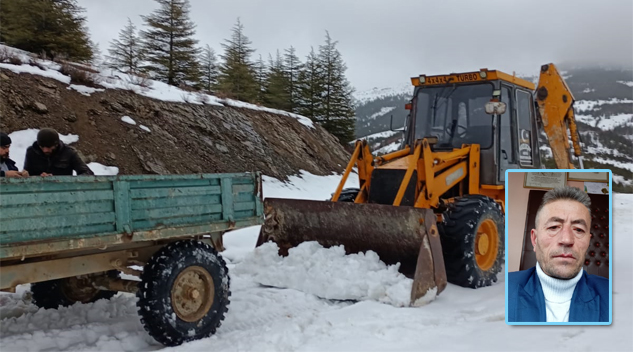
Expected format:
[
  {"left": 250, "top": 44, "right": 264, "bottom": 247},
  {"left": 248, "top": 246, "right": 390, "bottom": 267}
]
[
  {"left": 439, "top": 195, "right": 505, "bottom": 288},
  {"left": 136, "top": 240, "right": 230, "bottom": 347},
  {"left": 31, "top": 271, "right": 119, "bottom": 309}
]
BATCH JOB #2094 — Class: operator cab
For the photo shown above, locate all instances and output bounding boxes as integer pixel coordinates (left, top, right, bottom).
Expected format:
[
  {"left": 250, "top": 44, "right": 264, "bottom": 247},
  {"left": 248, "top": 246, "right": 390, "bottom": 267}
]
[{"left": 403, "top": 69, "right": 542, "bottom": 186}]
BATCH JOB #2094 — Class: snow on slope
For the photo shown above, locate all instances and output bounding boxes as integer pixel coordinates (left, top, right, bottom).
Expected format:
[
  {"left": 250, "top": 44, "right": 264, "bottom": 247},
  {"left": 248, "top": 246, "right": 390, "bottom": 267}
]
[
  {"left": 354, "top": 84, "right": 412, "bottom": 105},
  {"left": 0, "top": 45, "right": 315, "bottom": 129},
  {"left": 2, "top": 169, "right": 631, "bottom": 351},
  {"left": 367, "top": 106, "right": 396, "bottom": 120}
]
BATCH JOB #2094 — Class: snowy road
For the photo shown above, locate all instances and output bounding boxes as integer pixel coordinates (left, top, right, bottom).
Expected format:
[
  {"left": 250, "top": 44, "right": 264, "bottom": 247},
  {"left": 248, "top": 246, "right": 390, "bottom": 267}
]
[{"left": 1, "top": 175, "right": 631, "bottom": 352}]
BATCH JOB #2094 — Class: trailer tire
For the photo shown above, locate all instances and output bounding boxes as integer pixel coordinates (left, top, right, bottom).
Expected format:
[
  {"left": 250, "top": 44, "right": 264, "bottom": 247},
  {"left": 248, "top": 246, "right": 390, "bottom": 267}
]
[
  {"left": 31, "top": 271, "right": 119, "bottom": 309},
  {"left": 439, "top": 195, "right": 505, "bottom": 288},
  {"left": 136, "top": 240, "right": 230, "bottom": 347}
]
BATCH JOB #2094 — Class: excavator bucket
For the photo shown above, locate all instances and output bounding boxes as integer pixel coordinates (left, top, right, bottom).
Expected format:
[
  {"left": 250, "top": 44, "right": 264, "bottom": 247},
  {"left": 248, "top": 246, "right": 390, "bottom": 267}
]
[{"left": 256, "top": 198, "right": 447, "bottom": 305}]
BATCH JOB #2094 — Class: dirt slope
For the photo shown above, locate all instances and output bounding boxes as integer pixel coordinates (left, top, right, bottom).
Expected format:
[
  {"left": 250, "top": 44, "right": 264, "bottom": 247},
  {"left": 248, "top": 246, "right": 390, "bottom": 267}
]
[{"left": 0, "top": 69, "right": 350, "bottom": 180}]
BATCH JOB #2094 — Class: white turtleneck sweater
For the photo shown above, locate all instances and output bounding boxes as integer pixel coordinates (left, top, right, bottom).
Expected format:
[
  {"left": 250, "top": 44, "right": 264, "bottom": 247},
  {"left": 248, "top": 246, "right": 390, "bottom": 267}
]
[{"left": 535, "top": 262, "right": 583, "bottom": 322}]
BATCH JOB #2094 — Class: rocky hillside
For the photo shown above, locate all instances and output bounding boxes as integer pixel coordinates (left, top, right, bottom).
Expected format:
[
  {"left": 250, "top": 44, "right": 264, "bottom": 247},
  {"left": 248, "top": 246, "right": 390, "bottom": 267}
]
[
  {"left": 354, "top": 66, "right": 633, "bottom": 192},
  {"left": 0, "top": 48, "right": 350, "bottom": 180}
]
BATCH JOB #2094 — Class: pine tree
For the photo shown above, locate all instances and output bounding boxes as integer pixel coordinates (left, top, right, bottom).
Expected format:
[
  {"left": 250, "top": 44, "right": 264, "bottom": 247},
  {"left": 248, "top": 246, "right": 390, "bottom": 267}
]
[
  {"left": 140, "top": 0, "right": 201, "bottom": 87},
  {"left": 284, "top": 46, "right": 304, "bottom": 113},
  {"left": 199, "top": 44, "right": 219, "bottom": 93},
  {"left": 253, "top": 54, "right": 268, "bottom": 104},
  {"left": 317, "top": 32, "right": 356, "bottom": 144},
  {"left": 216, "top": 18, "right": 258, "bottom": 102},
  {"left": 297, "top": 47, "right": 325, "bottom": 122},
  {"left": 264, "top": 50, "right": 291, "bottom": 110},
  {"left": 0, "top": 0, "right": 93, "bottom": 61},
  {"left": 106, "top": 18, "right": 145, "bottom": 74}
]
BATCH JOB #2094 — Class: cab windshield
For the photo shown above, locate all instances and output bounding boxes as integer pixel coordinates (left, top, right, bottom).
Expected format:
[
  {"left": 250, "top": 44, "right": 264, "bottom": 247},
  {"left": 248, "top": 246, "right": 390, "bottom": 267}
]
[{"left": 412, "top": 83, "right": 494, "bottom": 149}]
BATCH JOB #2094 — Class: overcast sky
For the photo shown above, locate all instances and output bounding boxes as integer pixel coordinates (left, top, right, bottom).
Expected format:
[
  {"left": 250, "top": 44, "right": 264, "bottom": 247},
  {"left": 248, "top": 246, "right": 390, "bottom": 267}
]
[{"left": 83, "top": 0, "right": 633, "bottom": 92}]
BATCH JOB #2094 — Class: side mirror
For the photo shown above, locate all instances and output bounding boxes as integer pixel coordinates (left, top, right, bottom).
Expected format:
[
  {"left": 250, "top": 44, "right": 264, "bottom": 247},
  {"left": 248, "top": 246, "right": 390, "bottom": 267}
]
[{"left": 485, "top": 101, "right": 507, "bottom": 115}]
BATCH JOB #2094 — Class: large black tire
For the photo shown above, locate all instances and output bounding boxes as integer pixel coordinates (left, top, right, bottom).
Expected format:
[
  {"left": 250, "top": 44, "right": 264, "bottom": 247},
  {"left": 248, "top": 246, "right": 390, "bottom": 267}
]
[
  {"left": 439, "top": 195, "right": 505, "bottom": 288},
  {"left": 137, "top": 240, "right": 230, "bottom": 347},
  {"left": 31, "top": 271, "right": 119, "bottom": 309}
]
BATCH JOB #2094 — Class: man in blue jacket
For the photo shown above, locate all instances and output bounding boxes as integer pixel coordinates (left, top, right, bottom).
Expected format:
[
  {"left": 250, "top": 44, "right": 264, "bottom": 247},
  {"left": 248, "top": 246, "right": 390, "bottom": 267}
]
[{"left": 507, "top": 186, "right": 609, "bottom": 323}]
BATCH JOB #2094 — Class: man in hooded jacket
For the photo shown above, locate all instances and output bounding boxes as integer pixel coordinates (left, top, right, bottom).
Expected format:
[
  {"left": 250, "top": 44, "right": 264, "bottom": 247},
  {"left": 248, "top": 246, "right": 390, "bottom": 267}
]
[{"left": 24, "top": 128, "right": 94, "bottom": 176}]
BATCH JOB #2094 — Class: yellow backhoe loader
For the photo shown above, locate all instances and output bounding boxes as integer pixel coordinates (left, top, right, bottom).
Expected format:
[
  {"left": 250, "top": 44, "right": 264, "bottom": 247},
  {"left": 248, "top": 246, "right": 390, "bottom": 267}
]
[{"left": 256, "top": 63, "right": 584, "bottom": 305}]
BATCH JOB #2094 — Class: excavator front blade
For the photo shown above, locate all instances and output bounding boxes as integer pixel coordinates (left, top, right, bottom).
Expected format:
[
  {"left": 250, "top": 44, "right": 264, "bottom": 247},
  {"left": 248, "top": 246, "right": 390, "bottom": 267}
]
[{"left": 255, "top": 198, "right": 447, "bottom": 305}]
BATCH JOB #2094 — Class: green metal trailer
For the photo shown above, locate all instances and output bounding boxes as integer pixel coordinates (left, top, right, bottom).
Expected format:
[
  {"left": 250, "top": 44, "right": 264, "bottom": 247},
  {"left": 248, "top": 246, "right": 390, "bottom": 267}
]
[{"left": 0, "top": 172, "right": 263, "bottom": 346}]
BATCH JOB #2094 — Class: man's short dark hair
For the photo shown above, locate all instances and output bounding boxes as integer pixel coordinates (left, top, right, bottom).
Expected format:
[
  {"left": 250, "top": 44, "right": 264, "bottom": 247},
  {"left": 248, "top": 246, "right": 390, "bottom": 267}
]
[{"left": 534, "top": 185, "right": 592, "bottom": 227}]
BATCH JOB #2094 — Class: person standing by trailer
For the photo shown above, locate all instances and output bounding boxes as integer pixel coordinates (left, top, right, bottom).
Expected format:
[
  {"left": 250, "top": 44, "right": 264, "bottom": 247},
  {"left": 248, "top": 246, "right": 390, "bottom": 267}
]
[
  {"left": 0, "top": 132, "right": 28, "bottom": 178},
  {"left": 23, "top": 128, "right": 94, "bottom": 176}
]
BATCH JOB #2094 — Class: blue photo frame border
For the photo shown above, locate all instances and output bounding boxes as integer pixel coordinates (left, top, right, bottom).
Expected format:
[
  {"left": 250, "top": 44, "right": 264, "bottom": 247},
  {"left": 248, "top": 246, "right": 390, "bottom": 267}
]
[{"left": 504, "top": 169, "right": 613, "bottom": 325}]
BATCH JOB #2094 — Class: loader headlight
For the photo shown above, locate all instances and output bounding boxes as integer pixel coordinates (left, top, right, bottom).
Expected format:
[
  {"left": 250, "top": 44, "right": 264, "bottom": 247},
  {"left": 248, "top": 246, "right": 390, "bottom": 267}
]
[
  {"left": 419, "top": 75, "right": 426, "bottom": 84},
  {"left": 479, "top": 70, "right": 487, "bottom": 79}
]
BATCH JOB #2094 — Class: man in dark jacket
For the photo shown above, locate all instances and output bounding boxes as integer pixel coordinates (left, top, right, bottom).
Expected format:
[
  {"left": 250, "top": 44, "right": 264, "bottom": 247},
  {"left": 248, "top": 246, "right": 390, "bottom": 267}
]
[
  {"left": 23, "top": 128, "right": 94, "bottom": 176},
  {"left": 1, "top": 132, "right": 28, "bottom": 178}
]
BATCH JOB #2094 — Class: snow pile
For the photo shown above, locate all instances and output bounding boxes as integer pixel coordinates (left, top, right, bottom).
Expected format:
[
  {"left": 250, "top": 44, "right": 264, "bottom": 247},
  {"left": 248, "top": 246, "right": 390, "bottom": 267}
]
[
  {"left": 139, "top": 125, "right": 151, "bottom": 132},
  {"left": 120, "top": 116, "right": 136, "bottom": 125},
  {"left": 67, "top": 84, "right": 104, "bottom": 96},
  {"left": 7, "top": 128, "right": 118, "bottom": 176},
  {"left": 234, "top": 242, "right": 417, "bottom": 307},
  {"left": 0, "top": 62, "right": 70, "bottom": 84}
]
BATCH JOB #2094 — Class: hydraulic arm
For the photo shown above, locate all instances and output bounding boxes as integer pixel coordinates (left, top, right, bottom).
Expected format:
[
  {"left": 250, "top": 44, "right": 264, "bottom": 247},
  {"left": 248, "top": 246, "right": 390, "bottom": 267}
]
[{"left": 535, "top": 63, "right": 584, "bottom": 169}]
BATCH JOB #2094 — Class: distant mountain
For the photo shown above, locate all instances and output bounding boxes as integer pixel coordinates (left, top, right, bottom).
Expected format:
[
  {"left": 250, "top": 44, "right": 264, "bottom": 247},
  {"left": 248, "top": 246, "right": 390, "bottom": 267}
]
[{"left": 353, "top": 66, "right": 633, "bottom": 192}]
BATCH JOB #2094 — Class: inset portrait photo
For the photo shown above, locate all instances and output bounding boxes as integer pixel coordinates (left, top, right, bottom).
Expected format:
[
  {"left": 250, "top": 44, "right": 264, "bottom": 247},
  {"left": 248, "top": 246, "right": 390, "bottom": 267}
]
[{"left": 505, "top": 170, "right": 612, "bottom": 325}]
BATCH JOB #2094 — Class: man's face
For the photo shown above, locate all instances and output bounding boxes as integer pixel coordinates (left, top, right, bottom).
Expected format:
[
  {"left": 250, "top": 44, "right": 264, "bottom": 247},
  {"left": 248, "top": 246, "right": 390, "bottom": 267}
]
[
  {"left": 40, "top": 144, "right": 57, "bottom": 156},
  {"left": 0, "top": 145, "right": 9, "bottom": 160},
  {"left": 531, "top": 199, "right": 592, "bottom": 279}
]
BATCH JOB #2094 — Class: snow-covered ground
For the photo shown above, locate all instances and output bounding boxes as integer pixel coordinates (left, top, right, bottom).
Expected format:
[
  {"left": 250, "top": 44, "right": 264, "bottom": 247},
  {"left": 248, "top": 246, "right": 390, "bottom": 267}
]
[{"left": 2, "top": 169, "right": 631, "bottom": 351}]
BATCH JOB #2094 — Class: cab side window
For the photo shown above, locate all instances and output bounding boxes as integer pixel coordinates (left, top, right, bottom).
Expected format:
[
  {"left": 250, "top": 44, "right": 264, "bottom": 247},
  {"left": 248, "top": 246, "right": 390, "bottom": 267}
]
[
  {"left": 516, "top": 90, "right": 533, "bottom": 166},
  {"left": 500, "top": 86, "right": 514, "bottom": 164}
]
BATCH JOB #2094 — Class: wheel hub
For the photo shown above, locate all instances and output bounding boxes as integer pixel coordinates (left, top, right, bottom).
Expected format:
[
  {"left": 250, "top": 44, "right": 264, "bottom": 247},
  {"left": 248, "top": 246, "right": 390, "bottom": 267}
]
[
  {"left": 475, "top": 219, "right": 499, "bottom": 271},
  {"left": 171, "top": 266, "right": 214, "bottom": 323},
  {"left": 477, "top": 233, "right": 489, "bottom": 256}
]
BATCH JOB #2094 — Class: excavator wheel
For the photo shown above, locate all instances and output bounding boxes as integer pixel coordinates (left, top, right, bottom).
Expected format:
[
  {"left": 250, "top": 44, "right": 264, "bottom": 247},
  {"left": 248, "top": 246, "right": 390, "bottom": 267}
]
[{"left": 439, "top": 195, "right": 504, "bottom": 288}]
